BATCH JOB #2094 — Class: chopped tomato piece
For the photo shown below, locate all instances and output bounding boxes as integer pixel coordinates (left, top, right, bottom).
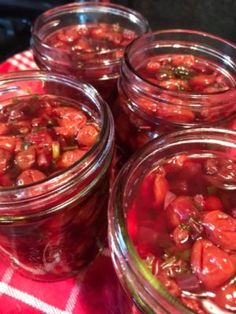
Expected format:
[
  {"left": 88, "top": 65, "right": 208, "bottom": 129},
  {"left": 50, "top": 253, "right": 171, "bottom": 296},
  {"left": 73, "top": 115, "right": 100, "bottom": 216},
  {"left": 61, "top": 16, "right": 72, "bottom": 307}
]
[
  {"left": 0, "top": 148, "right": 11, "bottom": 174},
  {"left": 215, "top": 284, "right": 236, "bottom": 311},
  {"left": 153, "top": 173, "right": 169, "bottom": 207},
  {"left": 157, "top": 270, "right": 181, "bottom": 297},
  {"left": 166, "top": 196, "right": 198, "bottom": 229},
  {"left": 0, "top": 123, "right": 11, "bottom": 135},
  {"left": 191, "top": 239, "right": 235, "bottom": 290},
  {"left": 16, "top": 169, "right": 46, "bottom": 186},
  {"left": 126, "top": 206, "right": 138, "bottom": 241},
  {"left": 72, "top": 39, "right": 92, "bottom": 52},
  {"left": 146, "top": 60, "right": 161, "bottom": 73},
  {"left": 159, "top": 79, "right": 190, "bottom": 91},
  {"left": 158, "top": 105, "right": 195, "bottom": 123},
  {"left": 77, "top": 125, "right": 99, "bottom": 147},
  {"left": 57, "top": 149, "right": 86, "bottom": 169},
  {"left": 37, "top": 150, "right": 51, "bottom": 169},
  {"left": 189, "top": 74, "right": 216, "bottom": 89},
  {"left": 54, "top": 106, "right": 87, "bottom": 135},
  {"left": 0, "top": 174, "right": 13, "bottom": 187},
  {"left": 171, "top": 55, "right": 195, "bottom": 67},
  {"left": 173, "top": 225, "right": 191, "bottom": 249},
  {"left": 26, "top": 130, "right": 53, "bottom": 147},
  {"left": 204, "top": 195, "right": 223, "bottom": 211},
  {"left": 0, "top": 136, "right": 17, "bottom": 152},
  {"left": 181, "top": 297, "right": 206, "bottom": 314},
  {"left": 15, "top": 146, "right": 36, "bottom": 170},
  {"left": 203, "top": 210, "right": 236, "bottom": 250}
]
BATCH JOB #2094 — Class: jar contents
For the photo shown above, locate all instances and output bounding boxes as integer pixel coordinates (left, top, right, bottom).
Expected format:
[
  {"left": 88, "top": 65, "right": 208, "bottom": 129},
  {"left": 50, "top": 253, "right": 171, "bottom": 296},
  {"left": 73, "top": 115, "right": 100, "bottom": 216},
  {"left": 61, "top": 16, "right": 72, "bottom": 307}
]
[
  {"left": 0, "top": 94, "right": 100, "bottom": 187},
  {"left": 126, "top": 154, "right": 236, "bottom": 313},
  {"left": 0, "top": 94, "right": 105, "bottom": 280},
  {"left": 45, "top": 23, "right": 136, "bottom": 56},
  {"left": 44, "top": 23, "right": 137, "bottom": 102},
  {"left": 138, "top": 54, "right": 233, "bottom": 93},
  {"left": 115, "top": 53, "right": 236, "bottom": 154}
]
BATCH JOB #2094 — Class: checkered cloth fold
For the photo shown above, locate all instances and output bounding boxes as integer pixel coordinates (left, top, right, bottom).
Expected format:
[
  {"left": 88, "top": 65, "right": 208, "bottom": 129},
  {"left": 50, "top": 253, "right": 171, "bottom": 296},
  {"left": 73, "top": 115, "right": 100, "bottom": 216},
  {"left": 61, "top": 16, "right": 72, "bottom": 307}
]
[{"left": 0, "top": 51, "right": 129, "bottom": 314}]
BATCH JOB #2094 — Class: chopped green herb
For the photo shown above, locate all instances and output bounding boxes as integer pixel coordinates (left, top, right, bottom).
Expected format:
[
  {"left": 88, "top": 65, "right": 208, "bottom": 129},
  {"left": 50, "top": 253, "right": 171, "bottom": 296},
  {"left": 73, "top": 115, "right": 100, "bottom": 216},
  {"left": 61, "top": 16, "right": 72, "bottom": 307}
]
[
  {"left": 173, "top": 66, "right": 193, "bottom": 80},
  {"left": 178, "top": 249, "right": 190, "bottom": 261},
  {"left": 159, "top": 67, "right": 174, "bottom": 79},
  {"left": 31, "top": 94, "right": 39, "bottom": 101},
  {"left": 207, "top": 185, "right": 218, "bottom": 195},
  {"left": 52, "top": 141, "right": 60, "bottom": 159},
  {"left": 179, "top": 223, "right": 190, "bottom": 231},
  {"left": 12, "top": 97, "right": 19, "bottom": 105},
  {"left": 112, "top": 23, "right": 121, "bottom": 33},
  {"left": 21, "top": 142, "right": 31, "bottom": 150}
]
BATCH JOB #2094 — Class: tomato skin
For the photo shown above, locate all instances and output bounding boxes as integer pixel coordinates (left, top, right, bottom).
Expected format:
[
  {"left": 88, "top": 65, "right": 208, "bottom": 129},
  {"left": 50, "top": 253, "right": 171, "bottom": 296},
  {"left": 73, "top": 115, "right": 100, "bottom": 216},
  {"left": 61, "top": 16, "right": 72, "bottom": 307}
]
[
  {"left": 54, "top": 107, "right": 87, "bottom": 136},
  {"left": 107, "top": 32, "right": 123, "bottom": 45},
  {"left": 157, "top": 104, "right": 195, "bottom": 123},
  {"left": 146, "top": 60, "right": 161, "bottom": 73},
  {"left": 171, "top": 54, "right": 195, "bottom": 67},
  {"left": 57, "top": 149, "right": 86, "bottom": 169},
  {"left": 126, "top": 206, "right": 138, "bottom": 241},
  {"left": 189, "top": 74, "right": 216, "bottom": 89},
  {"left": 0, "top": 174, "right": 13, "bottom": 187},
  {"left": 138, "top": 98, "right": 157, "bottom": 114},
  {"left": 173, "top": 225, "right": 191, "bottom": 249},
  {"left": 16, "top": 169, "right": 46, "bottom": 186},
  {"left": 215, "top": 284, "right": 236, "bottom": 311},
  {"left": 90, "top": 26, "right": 107, "bottom": 39},
  {"left": 159, "top": 79, "right": 190, "bottom": 91},
  {"left": 0, "top": 123, "right": 11, "bottom": 135},
  {"left": 203, "top": 210, "right": 236, "bottom": 250},
  {"left": 0, "top": 136, "right": 17, "bottom": 152},
  {"left": 77, "top": 125, "right": 99, "bottom": 147},
  {"left": 0, "top": 148, "right": 11, "bottom": 174},
  {"left": 166, "top": 196, "right": 197, "bottom": 229},
  {"left": 191, "top": 239, "right": 235, "bottom": 290},
  {"left": 15, "top": 147, "right": 36, "bottom": 170},
  {"left": 181, "top": 297, "right": 206, "bottom": 314},
  {"left": 153, "top": 173, "right": 169, "bottom": 207},
  {"left": 157, "top": 270, "right": 181, "bottom": 297},
  {"left": 37, "top": 148, "right": 52, "bottom": 169},
  {"left": 26, "top": 130, "right": 53, "bottom": 147},
  {"left": 72, "top": 38, "right": 91, "bottom": 52},
  {"left": 204, "top": 195, "right": 223, "bottom": 211}
]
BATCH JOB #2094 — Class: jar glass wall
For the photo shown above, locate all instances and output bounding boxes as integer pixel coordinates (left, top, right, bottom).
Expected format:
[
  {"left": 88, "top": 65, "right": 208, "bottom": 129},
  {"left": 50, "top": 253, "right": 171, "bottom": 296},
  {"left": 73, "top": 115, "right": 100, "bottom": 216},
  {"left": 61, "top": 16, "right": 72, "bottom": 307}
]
[
  {"left": 113, "top": 29, "right": 236, "bottom": 156},
  {"left": 109, "top": 128, "right": 236, "bottom": 313},
  {"left": 31, "top": 2, "right": 149, "bottom": 104},
  {"left": 0, "top": 71, "right": 114, "bottom": 281}
]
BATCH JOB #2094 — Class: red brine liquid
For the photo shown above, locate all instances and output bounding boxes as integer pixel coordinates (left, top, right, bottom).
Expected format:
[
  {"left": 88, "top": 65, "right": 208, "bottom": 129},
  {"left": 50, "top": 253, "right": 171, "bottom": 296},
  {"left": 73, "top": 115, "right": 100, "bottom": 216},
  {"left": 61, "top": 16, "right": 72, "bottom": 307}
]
[
  {"left": 138, "top": 54, "right": 233, "bottom": 93},
  {"left": 0, "top": 94, "right": 109, "bottom": 280},
  {"left": 0, "top": 94, "right": 100, "bottom": 186},
  {"left": 126, "top": 154, "right": 236, "bottom": 313},
  {"left": 115, "top": 54, "right": 236, "bottom": 154},
  {"left": 44, "top": 23, "right": 137, "bottom": 102}
]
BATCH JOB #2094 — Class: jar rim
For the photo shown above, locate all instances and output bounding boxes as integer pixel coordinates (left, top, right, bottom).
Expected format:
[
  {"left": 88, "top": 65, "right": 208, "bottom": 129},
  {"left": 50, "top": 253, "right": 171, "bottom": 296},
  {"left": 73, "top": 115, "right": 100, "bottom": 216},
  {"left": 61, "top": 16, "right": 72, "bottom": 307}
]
[
  {"left": 109, "top": 127, "right": 236, "bottom": 313},
  {"left": 0, "top": 70, "right": 114, "bottom": 199},
  {"left": 31, "top": 2, "right": 150, "bottom": 66},
  {"left": 124, "top": 28, "right": 236, "bottom": 97}
]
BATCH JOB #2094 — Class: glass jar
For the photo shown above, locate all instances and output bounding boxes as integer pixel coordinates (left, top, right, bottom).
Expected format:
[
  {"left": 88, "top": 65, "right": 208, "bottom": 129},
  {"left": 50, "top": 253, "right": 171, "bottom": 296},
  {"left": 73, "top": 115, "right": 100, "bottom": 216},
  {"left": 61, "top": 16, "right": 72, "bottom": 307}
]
[
  {"left": 113, "top": 29, "right": 236, "bottom": 156},
  {"left": 0, "top": 71, "right": 114, "bottom": 281},
  {"left": 31, "top": 2, "right": 149, "bottom": 104},
  {"left": 109, "top": 128, "right": 236, "bottom": 313}
]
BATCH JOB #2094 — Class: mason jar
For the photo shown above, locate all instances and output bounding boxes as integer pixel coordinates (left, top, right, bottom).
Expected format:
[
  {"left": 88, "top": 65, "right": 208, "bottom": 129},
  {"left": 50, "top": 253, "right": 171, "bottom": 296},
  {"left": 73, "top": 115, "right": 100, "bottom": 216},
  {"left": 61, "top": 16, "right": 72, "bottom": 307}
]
[
  {"left": 109, "top": 128, "right": 236, "bottom": 313},
  {"left": 31, "top": 2, "right": 149, "bottom": 104},
  {"left": 113, "top": 29, "right": 236, "bottom": 156},
  {"left": 0, "top": 71, "right": 114, "bottom": 281}
]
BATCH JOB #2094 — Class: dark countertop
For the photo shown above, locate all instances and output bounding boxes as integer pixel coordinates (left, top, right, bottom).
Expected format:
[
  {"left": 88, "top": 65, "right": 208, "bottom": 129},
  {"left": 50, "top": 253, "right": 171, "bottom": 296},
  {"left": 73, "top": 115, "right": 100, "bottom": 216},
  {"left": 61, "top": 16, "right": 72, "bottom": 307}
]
[{"left": 124, "top": 0, "right": 236, "bottom": 43}]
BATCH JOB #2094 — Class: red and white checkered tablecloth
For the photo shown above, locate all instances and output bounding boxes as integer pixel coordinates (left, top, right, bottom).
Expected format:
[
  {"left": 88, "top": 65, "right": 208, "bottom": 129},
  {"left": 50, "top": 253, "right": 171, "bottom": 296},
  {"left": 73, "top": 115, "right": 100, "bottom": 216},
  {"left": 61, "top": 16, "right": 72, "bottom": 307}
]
[{"left": 0, "top": 51, "right": 130, "bottom": 314}]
